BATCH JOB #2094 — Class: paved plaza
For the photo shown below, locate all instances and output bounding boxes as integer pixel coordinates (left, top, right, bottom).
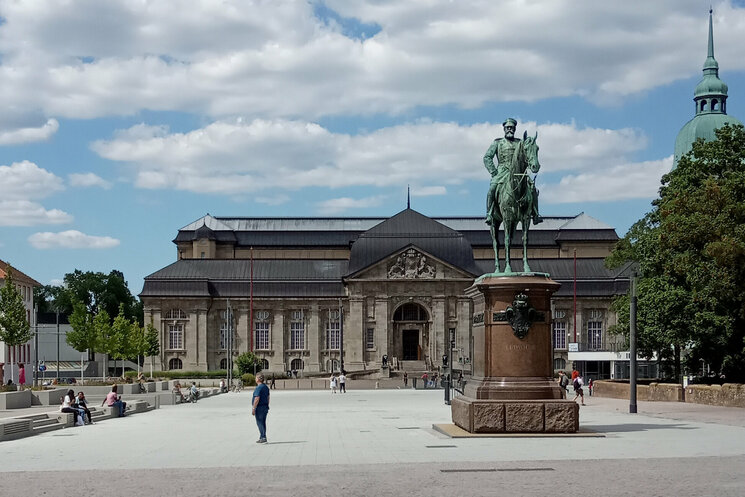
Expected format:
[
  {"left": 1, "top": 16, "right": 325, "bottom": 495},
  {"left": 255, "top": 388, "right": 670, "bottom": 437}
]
[{"left": 1, "top": 389, "right": 744, "bottom": 496}]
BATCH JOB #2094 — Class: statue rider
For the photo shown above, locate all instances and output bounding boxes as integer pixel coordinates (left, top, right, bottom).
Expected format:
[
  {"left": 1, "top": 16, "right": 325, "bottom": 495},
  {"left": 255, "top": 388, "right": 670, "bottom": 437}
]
[{"left": 484, "top": 118, "right": 542, "bottom": 226}]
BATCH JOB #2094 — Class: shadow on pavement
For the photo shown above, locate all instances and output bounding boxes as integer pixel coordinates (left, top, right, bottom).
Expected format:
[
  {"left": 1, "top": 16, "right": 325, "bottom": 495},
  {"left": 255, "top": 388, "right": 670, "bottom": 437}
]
[{"left": 588, "top": 423, "right": 697, "bottom": 433}]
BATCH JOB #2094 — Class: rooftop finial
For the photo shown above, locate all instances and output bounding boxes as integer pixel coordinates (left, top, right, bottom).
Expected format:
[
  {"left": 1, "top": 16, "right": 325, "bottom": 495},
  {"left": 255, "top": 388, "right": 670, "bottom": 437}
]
[
  {"left": 407, "top": 185, "right": 410, "bottom": 209},
  {"left": 708, "top": 8, "right": 714, "bottom": 59}
]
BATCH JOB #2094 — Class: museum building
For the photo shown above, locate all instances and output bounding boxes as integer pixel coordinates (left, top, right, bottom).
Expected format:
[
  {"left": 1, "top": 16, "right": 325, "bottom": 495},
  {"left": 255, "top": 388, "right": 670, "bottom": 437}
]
[{"left": 140, "top": 209, "right": 631, "bottom": 378}]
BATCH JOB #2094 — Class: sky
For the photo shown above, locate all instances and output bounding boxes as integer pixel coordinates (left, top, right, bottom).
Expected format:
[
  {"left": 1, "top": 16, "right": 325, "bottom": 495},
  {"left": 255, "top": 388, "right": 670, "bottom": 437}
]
[{"left": 1, "top": 0, "right": 745, "bottom": 296}]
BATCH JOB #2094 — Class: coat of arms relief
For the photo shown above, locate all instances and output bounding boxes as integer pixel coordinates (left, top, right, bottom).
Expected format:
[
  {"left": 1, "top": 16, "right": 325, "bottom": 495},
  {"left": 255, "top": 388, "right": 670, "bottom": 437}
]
[{"left": 388, "top": 249, "right": 436, "bottom": 279}]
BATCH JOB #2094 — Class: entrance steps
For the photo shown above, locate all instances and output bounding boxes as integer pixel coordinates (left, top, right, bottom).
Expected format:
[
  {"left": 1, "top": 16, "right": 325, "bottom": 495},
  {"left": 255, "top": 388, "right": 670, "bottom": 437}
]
[{"left": 399, "top": 360, "right": 426, "bottom": 371}]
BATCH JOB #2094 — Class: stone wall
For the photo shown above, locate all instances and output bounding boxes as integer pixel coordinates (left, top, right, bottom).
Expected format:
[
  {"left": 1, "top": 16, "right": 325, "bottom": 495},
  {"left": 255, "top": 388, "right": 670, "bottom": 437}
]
[
  {"left": 593, "top": 381, "right": 683, "bottom": 402},
  {"left": 685, "top": 384, "right": 745, "bottom": 408}
]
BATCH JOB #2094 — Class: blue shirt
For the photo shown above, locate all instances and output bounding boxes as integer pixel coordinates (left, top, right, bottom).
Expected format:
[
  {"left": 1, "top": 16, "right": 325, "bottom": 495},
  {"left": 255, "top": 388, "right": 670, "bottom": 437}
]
[{"left": 252, "top": 383, "right": 270, "bottom": 409}]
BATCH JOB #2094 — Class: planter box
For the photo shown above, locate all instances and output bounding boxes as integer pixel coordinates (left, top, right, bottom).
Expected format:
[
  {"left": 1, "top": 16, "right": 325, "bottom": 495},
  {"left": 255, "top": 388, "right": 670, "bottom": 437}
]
[
  {"left": 31, "top": 387, "right": 69, "bottom": 406},
  {"left": 0, "top": 389, "right": 33, "bottom": 409}
]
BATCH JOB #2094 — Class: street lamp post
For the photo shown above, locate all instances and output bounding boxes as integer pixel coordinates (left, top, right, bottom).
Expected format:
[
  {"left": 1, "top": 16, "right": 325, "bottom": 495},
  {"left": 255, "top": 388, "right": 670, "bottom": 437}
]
[{"left": 629, "top": 271, "right": 638, "bottom": 414}]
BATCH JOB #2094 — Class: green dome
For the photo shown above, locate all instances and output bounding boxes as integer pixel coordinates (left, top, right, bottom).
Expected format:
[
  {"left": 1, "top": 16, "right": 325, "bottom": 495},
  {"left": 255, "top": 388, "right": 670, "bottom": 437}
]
[
  {"left": 694, "top": 74, "right": 728, "bottom": 97},
  {"left": 674, "top": 113, "right": 743, "bottom": 163}
]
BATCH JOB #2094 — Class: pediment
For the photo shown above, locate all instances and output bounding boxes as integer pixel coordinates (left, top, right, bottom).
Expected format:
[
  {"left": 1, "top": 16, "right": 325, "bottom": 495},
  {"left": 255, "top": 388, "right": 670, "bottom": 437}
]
[{"left": 347, "top": 245, "right": 474, "bottom": 280}]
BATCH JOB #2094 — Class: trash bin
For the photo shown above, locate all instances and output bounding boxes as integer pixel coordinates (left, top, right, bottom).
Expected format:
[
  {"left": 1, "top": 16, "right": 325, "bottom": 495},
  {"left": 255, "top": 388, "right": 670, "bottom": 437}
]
[{"left": 412, "top": 377, "right": 417, "bottom": 389}]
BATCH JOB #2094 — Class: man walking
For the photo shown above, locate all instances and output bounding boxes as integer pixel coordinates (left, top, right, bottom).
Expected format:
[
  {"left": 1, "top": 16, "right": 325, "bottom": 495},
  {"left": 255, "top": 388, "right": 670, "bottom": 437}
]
[
  {"left": 558, "top": 371, "right": 569, "bottom": 398},
  {"left": 252, "top": 373, "right": 270, "bottom": 443}
]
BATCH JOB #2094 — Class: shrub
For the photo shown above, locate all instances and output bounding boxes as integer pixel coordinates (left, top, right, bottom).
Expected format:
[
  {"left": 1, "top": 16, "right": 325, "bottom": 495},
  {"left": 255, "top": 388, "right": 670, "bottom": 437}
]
[
  {"left": 235, "top": 352, "right": 262, "bottom": 376},
  {"left": 125, "top": 370, "right": 236, "bottom": 380},
  {"left": 242, "top": 373, "right": 256, "bottom": 386}
]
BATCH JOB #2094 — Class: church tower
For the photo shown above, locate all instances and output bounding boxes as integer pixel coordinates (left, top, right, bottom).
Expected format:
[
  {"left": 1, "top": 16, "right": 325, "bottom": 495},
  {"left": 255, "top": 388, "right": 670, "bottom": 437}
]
[{"left": 674, "top": 9, "right": 743, "bottom": 165}]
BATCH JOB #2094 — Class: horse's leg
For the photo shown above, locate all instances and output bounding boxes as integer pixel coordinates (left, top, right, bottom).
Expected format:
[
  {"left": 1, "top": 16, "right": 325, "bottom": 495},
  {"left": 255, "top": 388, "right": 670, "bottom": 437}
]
[
  {"left": 503, "top": 219, "right": 513, "bottom": 274},
  {"left": 522, "top": 217, "right": 531, "bottom": 273},
  {"left": 490, "top": 224, "right": 499, "bottom": 273}
]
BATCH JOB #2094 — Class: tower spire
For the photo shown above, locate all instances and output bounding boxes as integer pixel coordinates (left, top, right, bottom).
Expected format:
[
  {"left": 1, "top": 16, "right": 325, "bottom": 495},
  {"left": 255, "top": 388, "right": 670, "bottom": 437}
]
[
  {"left": 407, "top": 185, "right": 410, "bottom": 209},
  {"left": 704, "top": 7, "right": 718, "bottom": 73}
]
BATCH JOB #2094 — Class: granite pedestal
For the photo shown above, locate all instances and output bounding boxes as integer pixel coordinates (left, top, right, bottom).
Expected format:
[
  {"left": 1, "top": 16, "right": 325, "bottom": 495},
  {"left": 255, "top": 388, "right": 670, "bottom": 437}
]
[{"left": 451, "top": 274, "right": 579, "bottom": 433}]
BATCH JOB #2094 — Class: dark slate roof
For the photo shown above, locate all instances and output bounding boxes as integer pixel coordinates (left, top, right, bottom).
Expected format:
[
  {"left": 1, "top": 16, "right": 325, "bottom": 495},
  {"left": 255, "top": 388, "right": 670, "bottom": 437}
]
[
  {"left": 141, "top": 259, "right": 348, "bottom": 298},
  {"left": 346, "top": 209, "right": 481, "bottom": 276},
  {"left": 174, "top": 212, "right": 619, "bottom": 249},
  {"left": 473, "top": 258, "right": 628, "bottom": 297}
]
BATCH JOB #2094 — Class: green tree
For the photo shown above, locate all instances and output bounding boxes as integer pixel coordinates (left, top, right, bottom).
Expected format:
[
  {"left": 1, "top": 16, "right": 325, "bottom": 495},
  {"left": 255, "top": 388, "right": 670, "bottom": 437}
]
[
  {"left": 0, "top": 267, "right": 32, "bottom": 383},
  {"left": 234, "top": 351, "right": 262, "bottom": 376},
  {"left": 93, "top": 308, "right": 113, "bottom": 379},
  {"left": 607, "top": 124, "right": 745, "bottom": 381},
  {"left": 143, "top": 323, "right": 160, "bottom": 378},
  {"left": 109, "top": 305, "right": 134, "bottom": 377},
  {"left": 42, "top": 269, "right": 143, "bottom": 325},
  {"left": 67, "top": 300, "right": 98, "bottom": 381}
]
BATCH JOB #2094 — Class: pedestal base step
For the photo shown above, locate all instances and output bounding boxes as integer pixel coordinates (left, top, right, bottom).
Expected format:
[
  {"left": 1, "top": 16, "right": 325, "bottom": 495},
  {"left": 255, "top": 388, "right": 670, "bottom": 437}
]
[{"left": 451, "top": 397, "right": 579, "bottom": 433}]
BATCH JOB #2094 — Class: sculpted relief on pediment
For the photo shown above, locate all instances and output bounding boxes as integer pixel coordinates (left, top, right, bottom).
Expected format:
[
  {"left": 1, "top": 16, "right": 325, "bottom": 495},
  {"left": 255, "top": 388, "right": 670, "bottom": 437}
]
[{"left": 388, "top": 248, "right": 436, "bottom": 279}]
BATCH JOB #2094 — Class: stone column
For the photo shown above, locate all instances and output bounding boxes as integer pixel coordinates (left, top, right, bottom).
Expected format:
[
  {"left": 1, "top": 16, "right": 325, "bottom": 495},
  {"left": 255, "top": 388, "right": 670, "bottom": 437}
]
[
  {"left": 347, "top": 297, "right": 365, "bottom": 370},
  {"left": 375, "top": 298, "right": 388, "bottom": 363},
  {"left": 307, "top": 304, "right": 321, "bottom": 372},
  {"left": 432, "top": 296, "right": 446, "bottom": 368},
  {"left": 271, "top": 306, "right": 285, "bottom": 372}
]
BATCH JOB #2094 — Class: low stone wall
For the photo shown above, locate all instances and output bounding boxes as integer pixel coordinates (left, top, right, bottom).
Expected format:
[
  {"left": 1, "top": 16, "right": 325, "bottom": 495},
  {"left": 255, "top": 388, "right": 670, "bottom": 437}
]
[
  {"left": 593, "top": 381, "right": 683, "bottom": 402},
  {"left": 0, "top": 389, "right": 33, "bottom": 409},
  {"left": 685, "top": 384, "right": 745, "bottom": 408}
]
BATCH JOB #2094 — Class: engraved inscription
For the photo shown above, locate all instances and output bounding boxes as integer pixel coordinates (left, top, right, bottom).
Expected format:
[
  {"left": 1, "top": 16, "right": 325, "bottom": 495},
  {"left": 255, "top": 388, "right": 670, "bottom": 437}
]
[
  {"left": 473, "top": 312, "right": 484, "bottom": 325},
  {"left": 506, "top": 344, "right": 531, "bottom": 351}
]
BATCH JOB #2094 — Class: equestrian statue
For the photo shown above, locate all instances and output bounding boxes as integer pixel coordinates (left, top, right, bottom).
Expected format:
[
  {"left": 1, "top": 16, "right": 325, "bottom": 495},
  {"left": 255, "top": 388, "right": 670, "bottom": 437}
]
[{"left": 483, "top": 118, "right": 542, "bottom": 274}]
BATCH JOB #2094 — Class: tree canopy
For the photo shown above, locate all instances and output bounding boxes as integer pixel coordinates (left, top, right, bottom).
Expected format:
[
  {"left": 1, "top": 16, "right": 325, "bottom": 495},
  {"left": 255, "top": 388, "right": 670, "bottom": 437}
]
[
  {"left": 34, "top": 269, "right": 143, "bottom": 325},
  {"left": 607, "top": 124, "right": 745, "bottom": 381},
  {"left": 0, "top": 267, "right": 32, "bottom": 349}
]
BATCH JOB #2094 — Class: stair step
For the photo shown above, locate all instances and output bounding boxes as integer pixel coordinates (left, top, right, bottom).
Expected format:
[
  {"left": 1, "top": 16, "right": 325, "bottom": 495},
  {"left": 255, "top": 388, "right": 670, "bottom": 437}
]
[
  {"left": 32, "top": 418, "right": 60, "bottom": 428},
  {"left": 33, "top": 424, "right": 65, "bottom": 435}
]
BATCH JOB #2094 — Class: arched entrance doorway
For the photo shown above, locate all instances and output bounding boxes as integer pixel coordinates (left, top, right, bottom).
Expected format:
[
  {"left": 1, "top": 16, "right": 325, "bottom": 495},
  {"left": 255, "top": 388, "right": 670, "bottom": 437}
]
[{"left": 392, "top": 302, "right": 429, "bottom": 361}]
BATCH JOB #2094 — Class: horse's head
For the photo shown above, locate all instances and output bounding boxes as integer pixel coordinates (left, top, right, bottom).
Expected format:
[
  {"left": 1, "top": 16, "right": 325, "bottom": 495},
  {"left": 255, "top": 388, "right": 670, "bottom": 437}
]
[{"left": 522, "top": 130, "right": 540, "bottom": 173}]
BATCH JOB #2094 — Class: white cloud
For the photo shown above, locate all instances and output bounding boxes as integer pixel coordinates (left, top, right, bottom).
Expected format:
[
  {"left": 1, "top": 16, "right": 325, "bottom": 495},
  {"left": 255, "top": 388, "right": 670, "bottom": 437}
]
[
  {"left": 0, "top": 119, "right": 59, "bottom": 145},
  {"left": 317, "top": 196, "right": 386, "bottom": 214},
  {"left": 0, "top": 2, "right": 741, "bottom": 120},
  {"left": 541, "top": 157, "right": 674, "bottom": 203},
  {"left": 68, "top": 172, "right": 112, "bottom": 189},
  {"left": 0, "top": 200, "right": 73, "bottom": 226},
  {"left": 0, "top": 161, "right": 71, "bottom": 226},
  {"left": 48, "top": 278, "right": 63, "bottom": 286},
  {"left": 28, "top": 230, "right": 120, "bottom": 249},
  {"left": 411, "top": 186, "right": 447, "bottom": 197},
  {"left": 93, "top": 117, "right": 662, "bottom": 202},
  {"left": 255, "top": 194, "right": 290, "bottom": 206},
  {"left": 0, "top": 161, "right": 64, "bottom": 200}
]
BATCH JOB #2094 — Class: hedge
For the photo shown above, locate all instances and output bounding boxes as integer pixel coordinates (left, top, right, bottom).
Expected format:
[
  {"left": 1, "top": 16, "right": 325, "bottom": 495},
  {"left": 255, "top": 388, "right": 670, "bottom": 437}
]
[{"left": 124, "top": 370, "right": 236, "bottom": 380}]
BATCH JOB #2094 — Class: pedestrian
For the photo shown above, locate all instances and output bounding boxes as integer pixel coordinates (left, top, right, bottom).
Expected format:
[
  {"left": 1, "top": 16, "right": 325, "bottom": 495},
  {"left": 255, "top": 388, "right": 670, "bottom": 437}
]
[
  {"left": 403, "top": 371, "right": 408, "bottom": 387},
  {"left": 588, "top": 378, "right": 594, "bottom": 396},
  {"left": 60, "top": 389, "right": 85, "bottom": 426},
  {"left": 330, "top": 374, "right": 337, "bottom": 394},
  {"left": 252, "top": 373, "right": 270, "bottom": 443},
  {"left": 558, "top": 371, "right": 569, "bottom": 398},
  {"left": 573, "top": 374, "right": 585, "bottom": 406},
  {"left": 75, "top": 391, "right": 93, "bottom": 424},
  {"left": 18, "top": 363, "right": 25, "bottom": 390},
  {"left": 421, "top": 372, "right": 428, "bottom": 389},
  {"left": 270, "top": 376, "right": 276, "bottom": 390},
  {"left": 339, "top": 372, "right": 346, "bottom": 393},
  {"left": 457, "top": 372, "right": 464, "bottom": 389}
]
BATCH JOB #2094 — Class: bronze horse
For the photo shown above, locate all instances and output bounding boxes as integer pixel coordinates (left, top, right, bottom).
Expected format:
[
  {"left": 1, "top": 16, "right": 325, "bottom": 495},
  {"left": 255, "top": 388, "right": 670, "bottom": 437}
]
[{"left": 489, "top": 131, "right": 541, "bottom": 274}]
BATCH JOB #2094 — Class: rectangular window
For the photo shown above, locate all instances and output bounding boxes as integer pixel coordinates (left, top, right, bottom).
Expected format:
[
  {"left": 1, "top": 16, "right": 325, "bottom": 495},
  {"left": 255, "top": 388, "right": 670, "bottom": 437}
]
[
  {"left": 552, "top": 321, "right": 567, "bottom": 349},
  {"left": 255, "top": 321, "right": 269, "bottom": 350},
  {"left": 220, "top": 310, "right": 233, "bottom": 350},
  {"left": 290, "top": 310, "right": 305, "bottom": 350},
  {"left": 365, "top": 328, "right": 375, "bottom": 350},
  {"left": 326, "top": 310, "right": 340, "bottom": 350},
  {"left": 587, "top": 321, "right": 603, "bottom": 349},
  {"left": 168, "top": 324, "right": 184, "bottom": 350}
]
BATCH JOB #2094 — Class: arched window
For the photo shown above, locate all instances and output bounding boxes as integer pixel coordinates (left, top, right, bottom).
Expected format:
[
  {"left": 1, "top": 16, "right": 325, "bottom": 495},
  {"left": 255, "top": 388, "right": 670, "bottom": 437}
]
[
  {"left": 700, "top": 100, "right": 707, "bottom": 112},
  {"left": 169, "top": 358, "right": 183, "bottom": 370},
  {"left": 393, "top": 303, "right": 428, "bottom": 321},
  {"left": 220, "top": 358, "right": 229, "bottom": 370},
  {"left": 326, "top": 359, "right": 340, "bottom": 372},
  {"left": 712, "top": 99, "right": 719, "bottom": 111},
  {"left": 290, "top": 358, "right": 304, "bottom": 371},
  {"left": 261, "top": 359, "right": 269, "bottom": 370},
  {"left": 165, "top": 309, "right": 188, "bottom": 320},
  {"left": 553, "top": 358, "right": 566, "bottom": 370}
]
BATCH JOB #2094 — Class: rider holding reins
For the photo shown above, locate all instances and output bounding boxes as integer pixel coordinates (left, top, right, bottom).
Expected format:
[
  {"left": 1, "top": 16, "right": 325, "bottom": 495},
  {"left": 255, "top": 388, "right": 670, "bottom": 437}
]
[{"left": 484, "top": 118, "right": 542, "bottom": 227}]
